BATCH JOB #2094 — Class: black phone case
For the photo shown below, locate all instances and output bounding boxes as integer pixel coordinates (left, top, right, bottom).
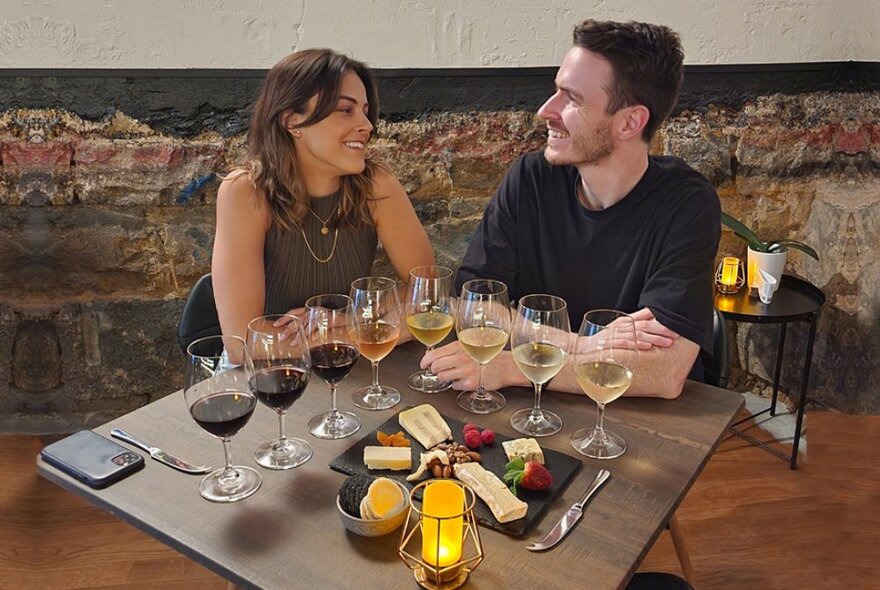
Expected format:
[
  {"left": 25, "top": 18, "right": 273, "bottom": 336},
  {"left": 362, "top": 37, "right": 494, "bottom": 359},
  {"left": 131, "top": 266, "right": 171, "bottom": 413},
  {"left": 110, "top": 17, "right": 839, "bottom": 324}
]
[{"left": 41, "top": 430, "right": 145, "bottom": 489}]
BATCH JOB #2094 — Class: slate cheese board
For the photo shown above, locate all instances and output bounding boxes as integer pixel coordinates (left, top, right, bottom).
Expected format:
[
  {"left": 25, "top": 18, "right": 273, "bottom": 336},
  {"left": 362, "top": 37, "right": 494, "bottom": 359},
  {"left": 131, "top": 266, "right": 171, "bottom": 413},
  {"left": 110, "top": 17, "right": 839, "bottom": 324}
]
[{"left": 329, "top": 409, "right": 582, "bottom": 536}]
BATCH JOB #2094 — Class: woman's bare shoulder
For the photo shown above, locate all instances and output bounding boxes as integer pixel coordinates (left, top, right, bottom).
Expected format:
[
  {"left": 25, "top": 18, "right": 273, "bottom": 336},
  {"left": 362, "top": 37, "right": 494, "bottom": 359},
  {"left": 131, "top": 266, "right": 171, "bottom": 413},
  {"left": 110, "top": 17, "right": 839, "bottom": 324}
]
[{"left": 217, "top": 171, "right": 270, "bottom": 228}]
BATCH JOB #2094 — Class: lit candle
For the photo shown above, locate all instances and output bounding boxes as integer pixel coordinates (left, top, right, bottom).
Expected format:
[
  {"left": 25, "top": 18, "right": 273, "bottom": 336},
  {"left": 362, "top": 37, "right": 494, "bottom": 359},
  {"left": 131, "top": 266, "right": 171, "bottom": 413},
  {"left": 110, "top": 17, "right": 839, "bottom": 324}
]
[
  {"left": 720, "top": 257, "right": 739, "bottom": 286},
  {"left": 421, "top": 480, "right": 464, "bottom": 567}
]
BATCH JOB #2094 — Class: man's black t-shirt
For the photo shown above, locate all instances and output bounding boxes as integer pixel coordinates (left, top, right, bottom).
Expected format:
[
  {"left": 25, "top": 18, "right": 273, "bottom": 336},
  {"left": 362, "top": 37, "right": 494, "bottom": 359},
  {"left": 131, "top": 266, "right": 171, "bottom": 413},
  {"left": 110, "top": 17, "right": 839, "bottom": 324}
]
[{"left": 456, "top": 151, "right": 721, "bottom": 380}]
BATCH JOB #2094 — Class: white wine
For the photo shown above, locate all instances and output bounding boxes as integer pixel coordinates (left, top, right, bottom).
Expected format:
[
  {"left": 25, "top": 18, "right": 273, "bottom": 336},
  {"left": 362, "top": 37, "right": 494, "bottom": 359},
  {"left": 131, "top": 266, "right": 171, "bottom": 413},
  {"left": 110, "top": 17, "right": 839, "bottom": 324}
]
[
  {"left": 353, "top": 321, "right": 400, "bottom": 362},
  {"left": 574, "top": 361, "right": 633, "bottom": 404},
  {"left": 512, "top": 342, "right": 566, "bottom": 385},
  {"left": 406, "top": 312, "right": 454, "bottom": 347},
  {"left": 458, "top": 326, "right": 508, "bottom": 364}
]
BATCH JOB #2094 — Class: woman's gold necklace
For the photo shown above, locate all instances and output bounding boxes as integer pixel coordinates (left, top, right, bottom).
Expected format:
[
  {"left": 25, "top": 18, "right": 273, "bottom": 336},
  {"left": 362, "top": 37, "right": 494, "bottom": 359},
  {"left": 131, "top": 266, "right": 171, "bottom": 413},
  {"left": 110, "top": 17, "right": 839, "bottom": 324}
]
[{"left": 300, "top": 206, "right": 339, "bottom": 264}]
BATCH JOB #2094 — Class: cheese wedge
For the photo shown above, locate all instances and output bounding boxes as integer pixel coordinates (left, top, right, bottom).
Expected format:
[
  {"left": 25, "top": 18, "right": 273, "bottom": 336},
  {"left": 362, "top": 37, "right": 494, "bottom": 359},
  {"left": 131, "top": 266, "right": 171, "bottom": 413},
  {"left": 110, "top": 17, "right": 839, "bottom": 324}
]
[
  {"left": 398, "top": 404, "right": 452, "bottom": 449},
  {"left": 453, "top": 462, "right": 528, "bottom": 523},
  {"left": 502, "top": 438, "right": 545, "bottom": 464},
  {"left": 363, "top": 446, "right": 412, "bottom": 471}
]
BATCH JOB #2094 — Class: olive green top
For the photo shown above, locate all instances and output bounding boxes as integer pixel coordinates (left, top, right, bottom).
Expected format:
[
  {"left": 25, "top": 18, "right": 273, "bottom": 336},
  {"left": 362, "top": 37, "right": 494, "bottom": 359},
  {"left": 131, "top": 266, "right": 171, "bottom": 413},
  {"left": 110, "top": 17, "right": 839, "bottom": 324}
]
[{"left": 263, "top": 191, "right": 377, "bottom": 313}]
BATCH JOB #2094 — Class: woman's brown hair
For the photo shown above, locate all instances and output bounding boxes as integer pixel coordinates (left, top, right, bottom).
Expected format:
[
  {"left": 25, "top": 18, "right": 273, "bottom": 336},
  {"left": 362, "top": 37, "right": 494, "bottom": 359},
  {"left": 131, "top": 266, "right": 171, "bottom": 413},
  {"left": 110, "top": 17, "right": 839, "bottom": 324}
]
[{"left": 239, "top": 48, "right": 381, "bottom": 231}]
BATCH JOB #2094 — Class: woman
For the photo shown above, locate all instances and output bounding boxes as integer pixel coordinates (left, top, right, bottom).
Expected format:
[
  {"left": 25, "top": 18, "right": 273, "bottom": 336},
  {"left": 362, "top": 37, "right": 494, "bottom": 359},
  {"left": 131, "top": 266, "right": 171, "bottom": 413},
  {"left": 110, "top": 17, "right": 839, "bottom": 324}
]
[{"left": 212, "top": 49, "right": 433, "bottom": 341}]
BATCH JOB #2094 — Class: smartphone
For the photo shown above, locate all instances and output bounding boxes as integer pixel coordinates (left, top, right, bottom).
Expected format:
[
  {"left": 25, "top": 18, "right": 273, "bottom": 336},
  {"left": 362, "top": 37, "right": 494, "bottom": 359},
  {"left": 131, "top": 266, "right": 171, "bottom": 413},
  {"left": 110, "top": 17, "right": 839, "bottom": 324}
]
[{"left": 40, "top": 430, "right": 145, "bottom": 489}]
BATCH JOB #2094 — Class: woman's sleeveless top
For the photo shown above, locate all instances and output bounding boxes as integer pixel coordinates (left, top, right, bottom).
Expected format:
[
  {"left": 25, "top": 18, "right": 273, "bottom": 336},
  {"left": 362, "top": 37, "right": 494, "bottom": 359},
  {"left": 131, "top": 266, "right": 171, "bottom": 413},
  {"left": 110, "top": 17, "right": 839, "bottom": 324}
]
[{"left": 263, "top": 192, "right": 377, "bottom": 313}]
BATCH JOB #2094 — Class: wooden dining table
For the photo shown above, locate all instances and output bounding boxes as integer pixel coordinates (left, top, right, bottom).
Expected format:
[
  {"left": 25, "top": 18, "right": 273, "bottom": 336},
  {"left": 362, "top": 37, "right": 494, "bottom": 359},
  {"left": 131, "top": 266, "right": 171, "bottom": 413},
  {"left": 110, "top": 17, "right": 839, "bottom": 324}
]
[{"left": 37, "top": 341, "right": 742, "bottom": 590}]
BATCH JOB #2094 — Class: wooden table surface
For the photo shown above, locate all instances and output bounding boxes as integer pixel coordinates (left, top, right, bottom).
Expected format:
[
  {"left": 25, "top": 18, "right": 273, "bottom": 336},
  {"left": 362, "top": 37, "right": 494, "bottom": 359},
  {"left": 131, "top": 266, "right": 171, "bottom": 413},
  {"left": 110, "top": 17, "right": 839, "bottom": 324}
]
[{"left": 37, "top": 342, "right": 742, "bottom": 590}]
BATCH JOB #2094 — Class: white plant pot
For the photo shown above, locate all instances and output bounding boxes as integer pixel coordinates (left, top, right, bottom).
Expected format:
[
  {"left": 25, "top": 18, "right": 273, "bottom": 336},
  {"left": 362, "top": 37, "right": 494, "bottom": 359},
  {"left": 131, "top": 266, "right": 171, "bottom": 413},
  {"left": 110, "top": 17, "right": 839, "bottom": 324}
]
[{"left": 747, "top": 248, "right": 787, "bottom": 292}]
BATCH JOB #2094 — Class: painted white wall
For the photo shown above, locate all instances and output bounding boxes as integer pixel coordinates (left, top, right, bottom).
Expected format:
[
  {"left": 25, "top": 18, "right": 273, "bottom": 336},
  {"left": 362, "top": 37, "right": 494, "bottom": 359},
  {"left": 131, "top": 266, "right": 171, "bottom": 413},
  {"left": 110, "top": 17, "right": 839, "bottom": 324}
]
[{"left": 0, "top": 0, "right": 870, "bottom": 69}]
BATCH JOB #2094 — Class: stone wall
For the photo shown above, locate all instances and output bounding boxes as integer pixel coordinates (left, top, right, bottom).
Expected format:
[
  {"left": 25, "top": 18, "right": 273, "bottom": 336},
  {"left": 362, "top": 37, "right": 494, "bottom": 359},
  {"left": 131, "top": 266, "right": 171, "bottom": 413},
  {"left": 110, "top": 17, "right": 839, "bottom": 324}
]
[{"left": 1, "top": 90, "right": 878, "bottom": 432}]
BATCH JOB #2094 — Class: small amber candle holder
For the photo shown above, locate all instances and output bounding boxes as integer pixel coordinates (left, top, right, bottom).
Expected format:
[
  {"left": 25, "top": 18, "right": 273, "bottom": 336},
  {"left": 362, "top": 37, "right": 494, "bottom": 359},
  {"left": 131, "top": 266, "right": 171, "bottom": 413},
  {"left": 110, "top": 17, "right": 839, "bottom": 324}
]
[
  {"left": 398, "top": 480, "right": 483, "bottom": 590},
  {"left": 715, "top": 257, "right": 744, "bottom": 294}
]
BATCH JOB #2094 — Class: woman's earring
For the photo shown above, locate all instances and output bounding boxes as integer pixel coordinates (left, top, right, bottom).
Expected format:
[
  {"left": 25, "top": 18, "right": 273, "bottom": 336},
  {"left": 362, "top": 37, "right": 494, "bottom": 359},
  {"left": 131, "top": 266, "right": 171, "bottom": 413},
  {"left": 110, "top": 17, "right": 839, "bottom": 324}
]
[{"left": 292, "top": 130, "right": 302, "bottom": 138}]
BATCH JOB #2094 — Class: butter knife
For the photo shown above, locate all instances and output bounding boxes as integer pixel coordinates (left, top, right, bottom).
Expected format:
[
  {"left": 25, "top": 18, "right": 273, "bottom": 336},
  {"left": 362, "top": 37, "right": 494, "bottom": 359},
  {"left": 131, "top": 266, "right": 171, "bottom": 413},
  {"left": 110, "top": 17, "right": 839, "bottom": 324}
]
[
  {"left": 110, "top": 428, "right": 211, "bottom": 474},
  {"left": 527, "top": 468, "right": 611, "bottom": 551}
]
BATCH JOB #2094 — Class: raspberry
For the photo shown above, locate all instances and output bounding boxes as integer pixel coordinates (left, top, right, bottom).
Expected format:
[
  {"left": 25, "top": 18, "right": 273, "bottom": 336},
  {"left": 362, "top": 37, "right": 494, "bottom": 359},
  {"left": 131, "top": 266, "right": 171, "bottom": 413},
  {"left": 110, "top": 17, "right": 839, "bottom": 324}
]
[
  {"left": 480, "top": 428, "right": 495, "bottom": 445},
  {"left": 463, "top": 423, "right": 479, "bottom": 433},
  {"left": 464, "top": 429, "right": 482, "bottom": 449}
]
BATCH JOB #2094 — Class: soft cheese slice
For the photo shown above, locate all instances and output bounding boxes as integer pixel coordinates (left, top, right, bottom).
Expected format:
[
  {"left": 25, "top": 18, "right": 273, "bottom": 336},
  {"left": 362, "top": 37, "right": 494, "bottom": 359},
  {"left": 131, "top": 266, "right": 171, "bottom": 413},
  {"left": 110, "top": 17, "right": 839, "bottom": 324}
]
[
  {"left": 502, "top": 438, "right": 545, "bottom": 464},
  {"left": 398, "top": 404, "right": 452, "bottom": 449},
  {"left": 406, "top": 449, "right": 450, "bottom": 482},
  {"left": 453, "top": 462, "right": 528, "bottom": 523},
  {"left": 363, "top": 446, "right": 412, "bottom": 471}
]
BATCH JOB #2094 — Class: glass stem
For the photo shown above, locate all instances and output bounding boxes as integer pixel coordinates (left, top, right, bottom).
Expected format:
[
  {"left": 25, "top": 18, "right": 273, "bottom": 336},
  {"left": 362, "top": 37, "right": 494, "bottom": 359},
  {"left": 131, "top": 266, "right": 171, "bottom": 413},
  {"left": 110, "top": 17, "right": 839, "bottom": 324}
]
[
  {"left": 221, "top": 437, "right": 236, "bottom": 478},
  {"left": 329, "top": 383, "right": 339, "bottom": 414},
  {"left": 595, "top": 402, "right": 607, "bottom": 434},
  {"left": 530, "top": 383, "right": 543, "bottom": 419},
  {"left": 277, "top": 410, "right": 288, "bottom": 447},
  {"left": 476, "top": 364, "right": 486, "bottom": 398},
  {"left": 371, "top": 360, "right": 381, "bottom": 393},
  {"left": 423, "top": 345, "right": 435, "bottom": 377}
]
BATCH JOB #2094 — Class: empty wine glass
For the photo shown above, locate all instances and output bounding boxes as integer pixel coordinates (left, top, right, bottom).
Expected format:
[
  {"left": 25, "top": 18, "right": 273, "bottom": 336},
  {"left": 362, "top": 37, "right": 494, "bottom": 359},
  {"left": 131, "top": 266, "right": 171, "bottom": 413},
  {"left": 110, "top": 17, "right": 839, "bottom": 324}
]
[
  {"left": 405, "top": 265, "right": 455, "bottom": 394},
  {"left": 455, "top": 279, "right": 510, "bottom": 414},
  {"left": 349, "top": 276, "right": 402, "bottom": 410},
  {"left": 571, "top": 310, "right": 638, "bottom": 459},
  {"left": 246, "top": 315, "right": 313, "bottom": 470},
  {"left": 305, "top": 294, "right": 362, "bottom": 439},
  {"left": 184, "top": 335, "right": 261, "bottom": 502},
  {"left": 509, "top": 294, "right": 570, "bottom": 437}
]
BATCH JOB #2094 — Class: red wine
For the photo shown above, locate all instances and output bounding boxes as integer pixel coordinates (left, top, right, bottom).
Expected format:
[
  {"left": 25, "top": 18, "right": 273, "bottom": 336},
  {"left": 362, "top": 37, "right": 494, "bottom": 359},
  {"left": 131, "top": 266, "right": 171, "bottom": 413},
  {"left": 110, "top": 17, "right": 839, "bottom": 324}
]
[
  {"left": 189, "top": 392, "right": 256, "bottom": 438},
  {"left": 310, "top": 343, "right": 359, "bottom": 385},
  {"left": 249, "top": 366, "right": 309, "bottom": 411}
]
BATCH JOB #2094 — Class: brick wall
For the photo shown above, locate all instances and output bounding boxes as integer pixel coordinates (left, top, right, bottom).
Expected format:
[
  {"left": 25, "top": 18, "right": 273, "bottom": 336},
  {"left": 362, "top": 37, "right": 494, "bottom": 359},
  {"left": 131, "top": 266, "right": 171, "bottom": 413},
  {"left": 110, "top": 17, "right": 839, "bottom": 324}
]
[{"left": 1, "top": 88, "right": 878, "bottom": 432}]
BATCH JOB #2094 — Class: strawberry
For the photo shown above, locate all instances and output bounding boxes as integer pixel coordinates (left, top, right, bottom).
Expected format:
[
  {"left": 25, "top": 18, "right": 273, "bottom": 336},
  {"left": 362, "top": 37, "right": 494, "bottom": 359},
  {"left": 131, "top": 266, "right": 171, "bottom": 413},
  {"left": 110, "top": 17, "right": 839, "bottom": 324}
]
[
  {"left": 521, "top": 461, "right": 553, "bottom": 491},
  {"left": 504, "top": 457, "right": 552, "bottom": 494}
]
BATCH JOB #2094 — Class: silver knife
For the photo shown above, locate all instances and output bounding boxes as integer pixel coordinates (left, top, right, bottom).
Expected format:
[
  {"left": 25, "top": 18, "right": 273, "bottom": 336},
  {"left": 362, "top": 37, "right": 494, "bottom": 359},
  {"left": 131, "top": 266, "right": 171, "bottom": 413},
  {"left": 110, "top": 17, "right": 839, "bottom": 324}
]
[
  {"left": 110, "top": 428, "right": 212, "bottom": 474},
  {"left": 527, "top": 468, "right": 611, "bottom": 551}
]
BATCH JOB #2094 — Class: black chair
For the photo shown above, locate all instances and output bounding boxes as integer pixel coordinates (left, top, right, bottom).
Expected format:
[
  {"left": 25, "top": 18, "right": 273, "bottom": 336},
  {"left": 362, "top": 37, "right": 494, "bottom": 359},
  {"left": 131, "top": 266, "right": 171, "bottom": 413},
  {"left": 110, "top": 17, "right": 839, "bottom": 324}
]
[
  {"left": 177, "top": 273, "right": 222, "bottom": 355},
  {"left": 627, "top": 572, "right": 695, "bottom": 590},
  {"left": 701, "top": 308, "right": 729, "bottom": 389}
]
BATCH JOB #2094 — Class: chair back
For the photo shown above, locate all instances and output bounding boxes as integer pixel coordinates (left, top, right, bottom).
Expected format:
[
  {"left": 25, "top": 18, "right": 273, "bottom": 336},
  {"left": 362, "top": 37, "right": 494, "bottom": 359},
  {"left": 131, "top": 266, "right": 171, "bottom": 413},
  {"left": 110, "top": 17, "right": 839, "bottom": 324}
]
[
  {"left": 177, "top": 274, "right": 222, "bottom": 355},
  {"left": 701, "top": 308, "right": 729, "bottom": 388}
]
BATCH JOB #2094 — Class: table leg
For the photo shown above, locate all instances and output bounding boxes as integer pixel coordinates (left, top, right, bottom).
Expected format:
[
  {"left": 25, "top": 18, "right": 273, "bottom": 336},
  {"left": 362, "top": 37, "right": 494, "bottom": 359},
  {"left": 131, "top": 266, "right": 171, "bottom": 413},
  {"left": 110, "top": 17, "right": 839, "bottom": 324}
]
[
  {"left": 790, "top": 312, "right": 818, "bottom": 470},
  {"left": 770, "top": 323, "right": 787, "bottom": 417}
]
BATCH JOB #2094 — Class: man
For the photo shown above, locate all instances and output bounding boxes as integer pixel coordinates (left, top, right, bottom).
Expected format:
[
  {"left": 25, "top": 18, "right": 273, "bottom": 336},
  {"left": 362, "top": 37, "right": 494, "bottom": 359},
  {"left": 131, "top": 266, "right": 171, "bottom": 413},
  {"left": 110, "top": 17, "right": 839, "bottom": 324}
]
[{"left": 423, "top": 20, "right": 721, "bottom": 399}]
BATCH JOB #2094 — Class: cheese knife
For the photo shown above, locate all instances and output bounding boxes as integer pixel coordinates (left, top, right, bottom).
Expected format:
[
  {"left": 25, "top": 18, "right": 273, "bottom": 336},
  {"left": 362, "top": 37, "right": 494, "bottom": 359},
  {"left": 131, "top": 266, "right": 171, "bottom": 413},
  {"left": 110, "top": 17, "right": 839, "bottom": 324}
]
[
  {"left": 110, "top": 428, "right": 212, "bottom": 474},
  {"left": 527, "top": 468, "right": 611, "bottom": 551}
]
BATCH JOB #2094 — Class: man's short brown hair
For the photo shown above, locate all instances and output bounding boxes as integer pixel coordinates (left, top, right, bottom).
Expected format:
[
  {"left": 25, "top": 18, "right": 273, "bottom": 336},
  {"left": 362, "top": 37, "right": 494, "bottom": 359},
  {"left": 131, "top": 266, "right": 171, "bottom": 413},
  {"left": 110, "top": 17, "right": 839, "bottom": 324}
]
[{"left": 573, "top": 20, "right": 684, "bottom": 142}]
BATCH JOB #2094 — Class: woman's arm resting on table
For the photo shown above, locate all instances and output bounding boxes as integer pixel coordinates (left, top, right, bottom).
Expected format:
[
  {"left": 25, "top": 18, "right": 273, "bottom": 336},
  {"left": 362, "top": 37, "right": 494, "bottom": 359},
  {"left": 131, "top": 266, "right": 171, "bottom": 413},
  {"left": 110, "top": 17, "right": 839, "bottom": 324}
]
[
  {"left": 370, "top": 168, "right": 435, "bottom": 344},
  {"left": 211, "top": 174, "right": 271, "bottom": 344}
]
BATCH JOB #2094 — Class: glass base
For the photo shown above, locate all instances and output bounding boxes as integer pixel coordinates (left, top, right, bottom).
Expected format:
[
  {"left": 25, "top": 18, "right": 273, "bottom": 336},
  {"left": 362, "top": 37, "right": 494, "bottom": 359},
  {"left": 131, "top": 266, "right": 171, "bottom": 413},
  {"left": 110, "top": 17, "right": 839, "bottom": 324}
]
[
  {"left": 308, "top": 410, "right": 362, "bottom": 439},
  {"left": 407, "top": 369, "right": 453, "bottom": 394},
  {"left": 570, "top": 427, "right": 626, "bottom": 459},
  {"left": 352, "top": 385, "right": 401, "bottom": 410},
  {"left": 510, "top": 408, "right": 563, "bottom": 437},
  {"left": 456, "top": 389, "right": 506, "bottom": 415},
  {"left": 254, "top": 437, "right": 313, "bottom": 470},
  {"left": 199, "top": 465, "right": 262, "bottom": 503}
]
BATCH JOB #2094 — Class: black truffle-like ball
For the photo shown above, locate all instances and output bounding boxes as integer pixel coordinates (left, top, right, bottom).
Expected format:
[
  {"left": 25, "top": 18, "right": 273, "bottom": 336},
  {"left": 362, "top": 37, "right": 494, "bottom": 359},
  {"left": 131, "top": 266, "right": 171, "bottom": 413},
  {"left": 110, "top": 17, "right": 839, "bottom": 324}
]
[{"left": 339, "top": 474, "right": 374, "bottom": 517}]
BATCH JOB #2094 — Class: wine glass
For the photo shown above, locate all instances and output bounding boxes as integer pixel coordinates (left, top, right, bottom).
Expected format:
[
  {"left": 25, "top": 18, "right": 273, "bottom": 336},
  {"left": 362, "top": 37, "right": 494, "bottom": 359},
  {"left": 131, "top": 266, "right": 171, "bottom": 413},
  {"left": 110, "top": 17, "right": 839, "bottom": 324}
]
[
  {"left": 509, "top": 294, "right": 570, "bottom": 437},
  {"left": 455, "top": 279, "right": 510, "bottom": 414},
  {"left": 571, "top": 309, "right": 638, "bottom": 459},
  {"left": 405, "top": 265, "right": 455, "bottom": 394},
  {"left": 349, "top": 276, "right": 402, "bottom": 410},
  {"left": 246, "top": 315, "right": 313, "bottom": 470},
  {"left": 184, "top": 335, "right": 262, "bottom": 502},
  {"left": 304, "top": 294, "right": 362, "bottom": 439}
]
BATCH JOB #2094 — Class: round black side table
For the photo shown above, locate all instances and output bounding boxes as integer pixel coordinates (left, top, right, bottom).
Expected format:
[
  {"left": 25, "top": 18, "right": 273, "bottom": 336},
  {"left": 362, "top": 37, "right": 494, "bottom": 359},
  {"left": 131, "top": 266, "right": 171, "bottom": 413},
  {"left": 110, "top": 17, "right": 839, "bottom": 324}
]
[{"left": 715, "top": 275, "right": 825, "bottom": 469}]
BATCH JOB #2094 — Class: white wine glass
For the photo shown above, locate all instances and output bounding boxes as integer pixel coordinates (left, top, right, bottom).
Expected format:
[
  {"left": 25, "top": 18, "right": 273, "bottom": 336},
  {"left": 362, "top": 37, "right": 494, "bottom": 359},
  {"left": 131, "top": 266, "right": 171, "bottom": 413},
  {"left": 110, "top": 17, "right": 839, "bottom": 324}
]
[
  {"left": 246, "top": 315, "right": 313, "bottom": 470},
  {"left": 571, "top": 309, "right": 638, "bottom": 459},
  {"left": 349, "top": 276, "right": 402, "bottom": 410},
  {"left": 184, "top": 335, "right": 261, "bottom": 502},
  {"left": 455, "top": 279, "right": 510, "bottom": 414},
  {"left": 305, "top": 294, "right": 362, "bottom": 439},
  {"left": 510, "top": 294, "right": 570, "bottom": 437},
  {"left": 405, "top": 265, "right": 455, "bottom": 394}
]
